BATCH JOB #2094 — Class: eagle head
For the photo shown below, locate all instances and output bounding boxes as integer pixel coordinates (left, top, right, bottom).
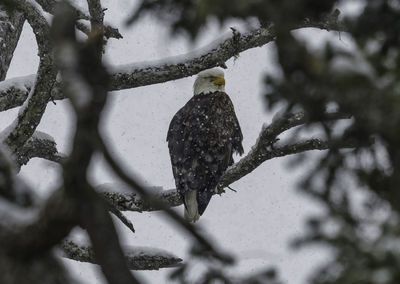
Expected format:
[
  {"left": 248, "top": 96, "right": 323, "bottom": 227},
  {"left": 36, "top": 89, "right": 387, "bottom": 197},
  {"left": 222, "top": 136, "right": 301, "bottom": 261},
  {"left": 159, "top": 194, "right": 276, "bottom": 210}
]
[{"left": 193, "top": 68, "right": 225, "bottom": 95}]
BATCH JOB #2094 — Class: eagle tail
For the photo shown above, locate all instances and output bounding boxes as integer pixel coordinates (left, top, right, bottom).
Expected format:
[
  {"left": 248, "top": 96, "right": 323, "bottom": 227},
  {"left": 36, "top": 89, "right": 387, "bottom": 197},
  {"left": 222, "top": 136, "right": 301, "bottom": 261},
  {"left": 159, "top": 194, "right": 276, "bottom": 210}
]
[{"left": 184, "top": 189, "right": 200, "bottom": 222}]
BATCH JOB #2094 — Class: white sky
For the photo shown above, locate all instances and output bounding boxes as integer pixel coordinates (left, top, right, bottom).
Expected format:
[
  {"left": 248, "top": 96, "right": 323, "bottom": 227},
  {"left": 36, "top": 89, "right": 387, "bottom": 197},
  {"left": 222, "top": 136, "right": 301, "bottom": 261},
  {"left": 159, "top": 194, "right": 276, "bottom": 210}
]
[{"left": 0, "top": 1, "right": 360, "bottom": 283}]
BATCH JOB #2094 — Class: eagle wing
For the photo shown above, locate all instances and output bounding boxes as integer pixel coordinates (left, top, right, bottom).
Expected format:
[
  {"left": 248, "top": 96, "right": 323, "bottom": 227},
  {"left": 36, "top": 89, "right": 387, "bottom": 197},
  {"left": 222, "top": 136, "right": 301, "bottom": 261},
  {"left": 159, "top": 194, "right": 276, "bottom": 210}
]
[{"left": 167, "top": 92, "right": 243, "bottom": 219}]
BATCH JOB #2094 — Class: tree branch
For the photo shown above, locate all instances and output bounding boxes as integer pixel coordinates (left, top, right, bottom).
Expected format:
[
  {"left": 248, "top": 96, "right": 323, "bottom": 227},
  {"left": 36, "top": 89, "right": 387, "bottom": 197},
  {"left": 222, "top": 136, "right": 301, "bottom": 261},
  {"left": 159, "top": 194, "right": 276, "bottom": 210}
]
[
  {"left": 35, "top": 0, "right": 89, "bottom": 20},
  {"left": 108, "top": 204, "right": 135, "bottom": 234},
  {"left": 61, "top": 241, "right": 182, "bottom": 270},
  {"left": 100, "top": 186, "right": 182, "bottom": 212},
  {"left": 0, "top": 145, "right": 35, "bottom": 206},
  {"left": 218, "top": 112, "right": 352, "bottom": 189},
  {"left": 2, "top": 0, "right": 57, "bottom": 153},
  {"left": 54, "top": 2, "right": 141, "bottom": 283},
  {"left": 35, "top": 0, "right": 122, "bottom": 39},
  {"left": 14, "top": 131, "right": 65, "bottom": 167},
  {"left": 0, "top": 15, "right": 341, "bottom": 112},
  {"left": 0, "top": 7, "right": 25, "bottom": 81},
  {"left": 0, "top": 187, "right": 79, "bottom": 257}
]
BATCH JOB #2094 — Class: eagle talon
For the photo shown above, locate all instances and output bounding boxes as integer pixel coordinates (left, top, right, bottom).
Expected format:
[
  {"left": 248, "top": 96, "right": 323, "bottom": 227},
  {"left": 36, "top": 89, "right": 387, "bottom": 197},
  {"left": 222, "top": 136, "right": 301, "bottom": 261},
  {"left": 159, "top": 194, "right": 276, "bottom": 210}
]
[{"left": 215, "top": 186, "right": 225, "bottom": 195}]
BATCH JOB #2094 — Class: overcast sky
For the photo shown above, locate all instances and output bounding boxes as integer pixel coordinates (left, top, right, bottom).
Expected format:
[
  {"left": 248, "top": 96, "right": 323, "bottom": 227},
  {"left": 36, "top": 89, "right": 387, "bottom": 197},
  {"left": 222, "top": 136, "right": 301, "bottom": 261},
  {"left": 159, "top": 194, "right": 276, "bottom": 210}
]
[{"left": 0, "top": 1, "right": 362, "bottom": 283}]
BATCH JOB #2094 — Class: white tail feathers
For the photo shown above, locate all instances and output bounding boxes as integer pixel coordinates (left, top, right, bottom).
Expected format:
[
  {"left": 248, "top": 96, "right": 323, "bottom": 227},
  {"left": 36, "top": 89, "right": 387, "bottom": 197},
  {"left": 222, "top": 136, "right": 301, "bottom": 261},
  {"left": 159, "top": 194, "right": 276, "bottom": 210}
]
[{"left": 184, "top": 190, "right": 200, "bottom": 222}]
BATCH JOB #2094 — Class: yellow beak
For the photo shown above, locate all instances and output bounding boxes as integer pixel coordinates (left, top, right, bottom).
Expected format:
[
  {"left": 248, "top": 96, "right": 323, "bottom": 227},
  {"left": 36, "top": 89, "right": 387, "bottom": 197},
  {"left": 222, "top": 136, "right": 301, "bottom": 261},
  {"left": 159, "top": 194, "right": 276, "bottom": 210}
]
[{"left": 212, "top": 75, "right": 225, "bottom": 86}]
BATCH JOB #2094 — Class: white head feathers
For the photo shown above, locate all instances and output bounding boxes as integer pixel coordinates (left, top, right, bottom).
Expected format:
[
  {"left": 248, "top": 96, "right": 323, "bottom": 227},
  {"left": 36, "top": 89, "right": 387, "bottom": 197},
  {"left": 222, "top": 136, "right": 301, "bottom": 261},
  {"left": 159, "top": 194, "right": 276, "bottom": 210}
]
[{"left": 193, "top": 68, "right": 225, "bottom": 95}]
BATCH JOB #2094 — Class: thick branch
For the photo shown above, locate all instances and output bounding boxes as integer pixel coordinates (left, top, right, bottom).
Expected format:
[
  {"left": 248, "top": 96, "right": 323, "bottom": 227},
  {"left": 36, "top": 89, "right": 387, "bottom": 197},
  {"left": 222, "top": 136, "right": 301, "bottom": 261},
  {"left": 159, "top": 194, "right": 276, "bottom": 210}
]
[
  {"left": 61, "top": 241, "right": 182, "bottom": 270},
  {"left": 4, "top": 0, "right": 51, "bottom": 56},
  {"left": 2, "top": 0, "right": 56, "bottom": 152},
  {"left": 3, "top": 60, "right": 57, "bottom": 152},
  {"left": 0, "top": 16, "right": 340, "bottom": 112},
  {"left": 108, "top": 26, "right": 276, "bottom": 90},
  {"left": 0, "top": 7, "right": 25, "bottom": 81}
]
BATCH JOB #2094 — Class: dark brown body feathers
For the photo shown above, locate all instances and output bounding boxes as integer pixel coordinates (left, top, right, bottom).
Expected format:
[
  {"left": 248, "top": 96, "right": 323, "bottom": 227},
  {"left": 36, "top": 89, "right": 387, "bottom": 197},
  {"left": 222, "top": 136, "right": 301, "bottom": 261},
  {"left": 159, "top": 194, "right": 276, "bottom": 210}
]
[{"left": 167, "top": 91, "right": 243, "bottom": 216}]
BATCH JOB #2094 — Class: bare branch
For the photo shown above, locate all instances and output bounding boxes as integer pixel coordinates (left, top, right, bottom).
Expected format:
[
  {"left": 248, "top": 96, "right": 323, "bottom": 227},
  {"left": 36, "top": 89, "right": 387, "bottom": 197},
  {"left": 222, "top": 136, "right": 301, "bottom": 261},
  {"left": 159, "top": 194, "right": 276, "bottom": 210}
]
[
  {"left": 61, "top": 241, "right": 182, "bottom": 270},
  {"left": 3, "top": 0, "right": 51, "bottom": 56},
  {"left": 218, "top": 112, "right": 351, "bottom": 190},
  {"left": 108, "top": 204, "right": 135, "bottom": 234}
]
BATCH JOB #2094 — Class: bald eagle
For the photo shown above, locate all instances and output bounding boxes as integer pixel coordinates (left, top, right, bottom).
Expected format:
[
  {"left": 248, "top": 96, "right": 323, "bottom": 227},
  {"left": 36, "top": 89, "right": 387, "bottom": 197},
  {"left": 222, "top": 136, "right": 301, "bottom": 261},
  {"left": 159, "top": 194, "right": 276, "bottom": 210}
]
[{"left": 167, "top": 68, "right": 244, "bottom": 222}]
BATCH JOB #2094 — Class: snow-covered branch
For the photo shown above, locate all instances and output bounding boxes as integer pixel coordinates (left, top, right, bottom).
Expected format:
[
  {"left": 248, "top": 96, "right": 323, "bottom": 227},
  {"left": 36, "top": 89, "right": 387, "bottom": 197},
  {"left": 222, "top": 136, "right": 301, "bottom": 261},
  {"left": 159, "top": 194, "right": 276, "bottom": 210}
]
[
  {"left": 101, "top": 186, "right": 181, "bottom": 212},
  {"left": 15, "top": 131, "right": 65, "bottom": 167},
  {"left": 35, "top": 0, "right": 89, "bottom": 20},
  {"left": 0, "top": 13, "right": 341, "bottom": 112},
  {"left": 61, "top": 241, "right": 182, "bottom": 270},
  {"left": 4, "top": 0, "right": 51, "bottom": 57},
  {"left": 2, "top": 61, "right": 57, "bottom": 152}
]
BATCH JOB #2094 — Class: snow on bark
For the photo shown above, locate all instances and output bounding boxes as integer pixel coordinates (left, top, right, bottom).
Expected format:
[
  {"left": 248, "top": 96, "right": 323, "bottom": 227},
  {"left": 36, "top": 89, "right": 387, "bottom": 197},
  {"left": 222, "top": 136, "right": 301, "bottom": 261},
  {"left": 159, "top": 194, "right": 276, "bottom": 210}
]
[
  {"left": 0, "top": 25, "right": 278, "bottom": 111},
  {"left": 26, "top": 0, "right": 53, "bottom": 25},
  {"left": 60, "top": 241, "right": 182, "bottom": 270},
  {"left": 98, "top": 183, "right": 182, "bottom": 212},
  {"left": 0, "top": 13, "right": 342, "bottom": 112}
]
